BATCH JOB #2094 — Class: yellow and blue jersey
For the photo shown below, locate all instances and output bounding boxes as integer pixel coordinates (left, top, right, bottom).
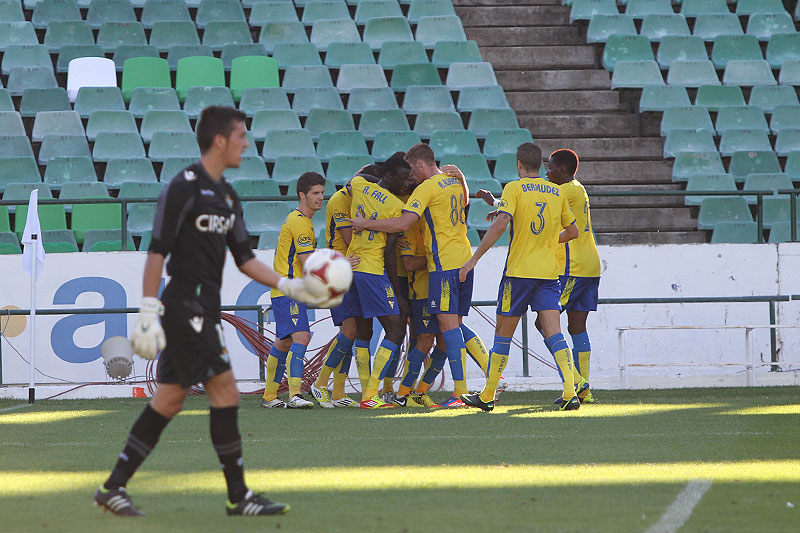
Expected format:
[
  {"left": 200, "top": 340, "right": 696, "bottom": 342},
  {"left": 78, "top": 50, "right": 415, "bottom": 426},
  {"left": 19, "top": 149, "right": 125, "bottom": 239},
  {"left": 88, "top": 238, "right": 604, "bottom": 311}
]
[
  {"left": 498, "top": 177, "right": 575, "bottom": 280},
  {"left": 402, "top": 173, "right": 471, "bottom": 272},
  {"left": 556, "top": 179, "right": 601, "bottom": 278},
  {"left": 399, "top": 220, "right": 429, "bottom": 300},
  {"left": 347, "top": 176, "right": 404, "bottom": 275},
  {"left": 325, "top": 187, "right": 352, "bottom": 255},
  {"left": 272, "top": 208, "right": 316, "bottom": 297}
]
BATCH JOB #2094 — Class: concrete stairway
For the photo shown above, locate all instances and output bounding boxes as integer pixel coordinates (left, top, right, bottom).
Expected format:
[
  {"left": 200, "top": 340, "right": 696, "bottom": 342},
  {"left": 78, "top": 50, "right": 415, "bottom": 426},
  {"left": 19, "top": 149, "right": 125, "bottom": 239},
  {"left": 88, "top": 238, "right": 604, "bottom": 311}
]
[{"left": 454, "top": 0, "right": 707, "bottom": 244}]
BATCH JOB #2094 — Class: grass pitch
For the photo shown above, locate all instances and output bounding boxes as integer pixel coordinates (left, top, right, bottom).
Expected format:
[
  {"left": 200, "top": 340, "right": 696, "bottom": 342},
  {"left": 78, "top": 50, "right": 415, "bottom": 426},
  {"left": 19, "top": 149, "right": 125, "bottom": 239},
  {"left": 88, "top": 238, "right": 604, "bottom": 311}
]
[{"left": 1, "top": 387, "right": 799, "bottom": 532}]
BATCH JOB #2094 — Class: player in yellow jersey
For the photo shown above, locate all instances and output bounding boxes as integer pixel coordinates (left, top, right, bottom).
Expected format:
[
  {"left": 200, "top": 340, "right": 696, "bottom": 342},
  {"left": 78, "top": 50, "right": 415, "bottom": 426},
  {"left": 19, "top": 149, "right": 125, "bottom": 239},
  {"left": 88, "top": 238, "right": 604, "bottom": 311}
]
[
  {"left": 262, "top": 172, "right": 329, "bottom": 409},
  {"left": 458, "top": 143, "right": 580, "bottom": 412},
  {"left": 350, "top": 143, "right": 489, "bottom": 407},
  {"left": 310, "top": 168, "right": 381, "bottom": 408}
]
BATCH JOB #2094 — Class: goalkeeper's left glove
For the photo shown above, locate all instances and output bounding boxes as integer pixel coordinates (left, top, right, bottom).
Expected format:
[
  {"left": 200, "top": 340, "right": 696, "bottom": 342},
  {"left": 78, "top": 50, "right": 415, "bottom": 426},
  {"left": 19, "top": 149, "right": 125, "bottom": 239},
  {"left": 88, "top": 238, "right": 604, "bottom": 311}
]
[{"left": 130, "top": 297, "right": 166, "bottom": 360}]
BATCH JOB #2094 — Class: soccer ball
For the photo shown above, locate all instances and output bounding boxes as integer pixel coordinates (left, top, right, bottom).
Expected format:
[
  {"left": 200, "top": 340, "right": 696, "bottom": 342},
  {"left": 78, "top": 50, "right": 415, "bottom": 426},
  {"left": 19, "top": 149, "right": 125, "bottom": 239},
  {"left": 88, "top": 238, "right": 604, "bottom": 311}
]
[{"left": 303, "top": 249, "right": 353, "bottom": 299}]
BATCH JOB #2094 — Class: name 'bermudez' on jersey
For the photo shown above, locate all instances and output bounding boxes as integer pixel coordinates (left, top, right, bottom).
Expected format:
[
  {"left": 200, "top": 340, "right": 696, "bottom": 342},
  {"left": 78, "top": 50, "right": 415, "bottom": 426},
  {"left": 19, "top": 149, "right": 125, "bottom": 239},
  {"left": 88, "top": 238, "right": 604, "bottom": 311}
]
[{"left": 149, "top": 162, "right": 254, "bottom": 296}]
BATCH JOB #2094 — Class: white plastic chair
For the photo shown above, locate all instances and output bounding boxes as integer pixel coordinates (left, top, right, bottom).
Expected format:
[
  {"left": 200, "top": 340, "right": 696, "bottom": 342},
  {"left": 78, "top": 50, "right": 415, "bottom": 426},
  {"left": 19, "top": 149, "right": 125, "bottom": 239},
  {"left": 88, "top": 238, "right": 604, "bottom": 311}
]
[{"left": 66, "top": 57, "right": 117, "bottom": 103}]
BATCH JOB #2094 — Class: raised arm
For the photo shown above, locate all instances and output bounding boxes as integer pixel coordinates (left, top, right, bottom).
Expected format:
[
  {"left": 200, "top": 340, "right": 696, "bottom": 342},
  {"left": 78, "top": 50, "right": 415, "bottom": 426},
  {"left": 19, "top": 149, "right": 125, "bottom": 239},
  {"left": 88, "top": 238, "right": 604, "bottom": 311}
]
[
  {"left": 459, "top": 212, "right": 511, "bottom": 282},
  {"left": 349, "top": 210, "right": 419, "bottom": 234}
]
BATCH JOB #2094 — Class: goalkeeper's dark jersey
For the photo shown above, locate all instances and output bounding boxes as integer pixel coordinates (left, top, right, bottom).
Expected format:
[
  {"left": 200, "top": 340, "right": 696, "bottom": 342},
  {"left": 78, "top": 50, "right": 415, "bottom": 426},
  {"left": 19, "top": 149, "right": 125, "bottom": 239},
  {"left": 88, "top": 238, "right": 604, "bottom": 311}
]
[{"left": 149, "top": 162, "right": 254, "bottom": 295}]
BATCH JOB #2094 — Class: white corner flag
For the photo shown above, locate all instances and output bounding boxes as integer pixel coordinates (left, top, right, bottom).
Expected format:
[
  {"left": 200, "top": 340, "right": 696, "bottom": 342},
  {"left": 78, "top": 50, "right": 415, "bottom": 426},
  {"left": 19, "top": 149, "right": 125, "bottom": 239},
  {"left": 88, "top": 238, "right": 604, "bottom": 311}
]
[{"left": 21, "top": 189, "right": 46, "bottom": 280}]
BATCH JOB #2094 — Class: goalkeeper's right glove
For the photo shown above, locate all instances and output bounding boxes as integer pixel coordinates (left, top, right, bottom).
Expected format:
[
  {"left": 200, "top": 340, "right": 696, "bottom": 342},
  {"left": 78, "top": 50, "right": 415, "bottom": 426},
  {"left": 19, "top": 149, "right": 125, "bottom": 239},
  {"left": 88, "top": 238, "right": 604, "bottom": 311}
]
[
  {"left": 278, "top": 277, "right": 330, "bottom": 307},
  {"left": 130, "top": 297, "right": 166, "bottom": 360}
]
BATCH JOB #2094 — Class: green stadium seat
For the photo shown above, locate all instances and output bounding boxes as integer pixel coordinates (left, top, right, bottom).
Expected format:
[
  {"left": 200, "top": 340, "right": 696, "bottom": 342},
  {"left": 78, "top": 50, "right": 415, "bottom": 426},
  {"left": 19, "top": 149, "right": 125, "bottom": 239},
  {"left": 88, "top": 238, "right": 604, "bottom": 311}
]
[
  {"left": 0, "top": 212, "right": 10, "bottom": 234},
  {"left": 272, "top": 155, "right": 324, "bottom": 186},
  {"left": 603, "top": 35, "right": 655, "bottom": 71},
  {"left": 358, "top": 109, "right": 409, "bottom": 139},
  {"left": 0, "top": 22, "right": 38, "bottom": 51},
  {"left": 113, "top": 45, "right": 160, "bottom": 72},
  {"left": 43, "top": 156, "right": 96, "bottom": 188},
  {"left": 710, "top": 221, "right": 759, "bottom": 243},
  {"left": 768, "top": 221, "right": 800, "bottom": 242},
  {"left": 203, "top": 21, "right": 253, "bottom": 51},
  {"left": 3, "top": 184, "right": 51, "bottom": 219},
  {"left": 408, "top": 0, "right": 456, "bottom": 23},
  {"left": 416, "top": 16, "right": 466, "bottom": 49},
  {"left": 291, "top": 87, "right": 344, "bottom": 116},
  {"left": 656, "top": 36, "right": 708, "bottom": 70},
  {"left": 0, "top": 0, "right": 24, "bottom": 21},
  {"left": 60, "top": 182, "right": 110, "bottom": 200},
  {"left": 391, "top": 63, "right": 442, "bottom": 91},
  {"left": 42, "top": 229, "right": 79, "bottom": 253},
  {"left": 243, "top": 201, "right": 295, "bottom": 233},
  {"left": 310, "top": 19, "right": 361, "bottom": 51},
  {"left": 626, "top": 0, "right": 674, "bottom": 18},
  {"left": 694, "top": 84, "right": 745, "bottom": 111},
  {"left": 262, "top": 129, "right": 316, "bottom": 161},
  {"left": 256, "top": 230, "right": 281, "bottom": 249},
  {"left": 140, "top": 110, "right": 192, "bottom": 143},
  {"left": 0, "top": 136, "right": 34, "bottom": 160},
  {"left": 378, "top": 41, "right": 428, "bottom": 69},
  {"left": 780, "top": 61, "right": 800, "bottom": 86},
  {"left": 74, "top": 87, "right": 126, "bottom": 118},
  {"left": 119, "top": 181, "right": 165, "bottom": 199},
  {"left": 0, "top": 111, "right": 25, "bottom": 137},
  {"left": 430, "top": 130, "right": 480, "bottom": 157},
  {"left": 6, "top": 67, "right": 58, "bottom": 96},
  {"left": 785, "top": 152, "right": 800, "bottom": 180},
  {"left": 611, "top": 60, "right": 665, "bottom": 88},
  {"left": 97, "top": 22, "right": 147, "bottom": 52},
  {"left": 2, "top": 45, "right": 53, "bottom": 77},
  {"left": 325, "top": 42, "right": 376, "bottom": 68},
  {"left": 667, "top": 60, "right": 720, "bottom": 86},
  {"left": 316, "top": 131, "right": 370, "bottom": 162},
  {"left": 680, "top": 0, "right": 730, "bottom": 17},
  {"left": 640, "top": 14, "right": 691, "bottom": 42},
  {"left": 92, "top": 131, "right": 145, "bottom": 162},
  {"left": 137, "top": 231, "right": 152, "bottom": 250},
  {"left": 442, "top": 155, "right": 493, "bottom": 182},
  {"left": 747, "top": 13, "right": 796, "bottom": 42},
  {"left": 85, "top": 111, "right": 137, "bottom": 142},
  {"left": 483, "top": 128, "right": 533, "bottom": 159},
  {"left": 166, "top": 45, "right": 213, "bottom": 71},
  {"left": 466, "top": 201, "right": 495, "bottom": 231},
  {"left": 347, "top": 87, "right": 398, "bottom": 113},
  {"left": 221, "top": 43, "right": 268, "bottom": 70},
  {"left": 82, "top": 229, "right": 134, "bottom": 250},
  {"left": 126, "top": 203, "right": 157, "bottom": 236},
  {"left": 715, "top": 105, "right": 769, "bottom": 134},
  {"left": 196, "top": 0, "right": 246, "bottom": 29},
  {"left": 230, "top": 56, "right": 279, "bottom": 102},
  {"left": 372, "top": 130, "right": 421, "bottom": 160},
  {"left": 432, "top": 40, "right": 482, "bottom": 69},
  {"left": 729, "top": 150, "right": 781, "bottom": 182},
  {"left": 141, "top": 0, "right": 192, "bottom": 28},
  {"left": 468, "top": 109, "right": 519, "bottom": 139},
  {"left": 224, "top": 157, "right": 270, "bottom": 182},
  {"left": 770, "top": 105, "right": 800, "bottom": 134},
  {"left": 302, "top": 1, "right": 349, "bottom": 25},
  {"left": 57, "top": 44, "right": 105, "bottom": 73},
  {"left": 684, "top": 173, "right": 736, "bottom": 205},
  {"left": 231, "top": 177, "right": 280, "bottom": 199},
  {"left": 337, "top": 64, "right": 389, "bottom": 92},
  {"left": 775, "top": 129, "right": 800, "bottom": 156},
  {"left": 414, "top": 110, "right": 464, "bottom": 139},
  {"left": 282, "top": 65, "right": 335, "bottom": 91},
  {"left": 446, "top": 62, "right": 498, "bottom": 90},
  {"left": 0, "top": 157, "right": 40, "bottom": 191},
  {"left": 38, "top": 135, "right": 90, "bottom": 164},
  {"left": 129, "top": 88, "right": 180, "bottom": 118},
  {"left": 692, "top": 14, "right": 743, "bottom": 41},
  {"left": 183, "top": 87, "right": 235, "bottom": 118},
  {"left": 743, "top": 173, "right": 793, "bottom": 203},
  {"left": 639, "top": 85, "right": 691, "bottom": 112},
  {"left": 663, "top": 130, "right": 716, "bottom": 158},
  {"left": 32, "top": 0, "right": 81, "bottom": 29},
  {"left": 355, "top": 0, "right": 402, "bottom": 24},
  {"left": 250, "top": 109, "right": 301, "bottom": 139},
  {"left": 660, "top": 106, "right": 714, "bottom": 136},
  {"left": 104, "top": 158, "right": 157, "bottom": 187},
  {"left": 249, "top": 1, "right": 299, "bottom": 26},
  {"left": 273, "top": 43, "right": 323, "bottom": 68},
  {"left": 239, "top": 87, "right": 290, "bottom": 116},
  {"left": 711, "top": 34, "right": 763, "bottom": 69},
  {"left": 697, "top": 197, "right": 753, "bottom": 229},
  {"left": 724, "top": 59, "right": 779, "bottom": 86},
  {"left": 175, "top": 56, "right": 225, "bottom": 102},
  {"left": 456, "top": 85, "right": 509, "bottom": 113},
  {"left": 719, "top": 129, "right": 772, "bottom": 156},
  {"left": 766, "top": 34, "right": 800, "bottom": 69},
  {"left": 87, "top": 0, "right": 137, "bottom": 29},
  {"left": 0, "top": 241, "right": 22, "bottom": 254},
  {"left": 148, "top": 131, "right": 200, "bottom": 161},
  {"left": 259, "top": 21, "right": 308, "bottom": 54},
  {"left": 403, "top": 85, "right": 455, "bottom": 114},
  {"left": 363, "top": 17, "right": 414, "bottom": 51},
  {"left": 305, "top": 108, "right": 355, "bottom": 139},
  {"left": 736, "top": 0, "right": 787, "bottom": 16},
  {"left": 159, "top": 157, "right": 196, "bottom": 181},
  {"left": 122, "top": 57, "right": 171, "bottom": 103},
  {"left": 465, "top": 228, "right": 481, "bottom": 245},
  {"left": 570, "top": 0, "right": 618, "bottom": 23},
  {"left": 14, "top": 204, "right": 67, "bottom": 239},
  {"left": 149, "top": 21, "right": 200, "bottom": 52},
  {"left": 326, "top": 154, "right": 375, "bottom": 185}
]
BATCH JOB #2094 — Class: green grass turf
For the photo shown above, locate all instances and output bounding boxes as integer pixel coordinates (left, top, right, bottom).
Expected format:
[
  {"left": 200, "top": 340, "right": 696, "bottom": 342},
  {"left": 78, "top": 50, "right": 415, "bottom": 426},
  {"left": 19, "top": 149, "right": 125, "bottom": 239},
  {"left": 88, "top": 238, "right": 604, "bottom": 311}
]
[{"left": 1, "top": 387, "right": 799, "bottom": 532}]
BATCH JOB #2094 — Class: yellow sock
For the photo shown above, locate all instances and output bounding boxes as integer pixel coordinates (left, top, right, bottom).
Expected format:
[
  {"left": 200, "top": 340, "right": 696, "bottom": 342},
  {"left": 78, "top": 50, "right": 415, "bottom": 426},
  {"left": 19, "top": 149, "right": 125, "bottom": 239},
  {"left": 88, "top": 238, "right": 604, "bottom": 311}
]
[
  {"left": 578, "top": 351, "right": 590, "bottom": 382},
  {"left": 465, "top": 335, "right": 490, "bottom": 375},
  {"left": 480, "top": 351, "right": 509, "bottom": 403},
  {"left": 363, "top": 343, "right": 393, "bottom": 400},
  {"left": 554, "top": 347, "right": 576, "bottom": 399},
  {"left": 263, "top": 355, "right": 280, "bottom": 401},
  {"left": 382, "top": 376, "right": 394, "bottom": 394},
  {"left": 397, "top": 384, "right": 412, "bottom": 397},
  {"left": 452, "top": 348, "right": 468, "bottom": 397},
  {"left": 416, "top": 381, "right": 431, "bottom": 394},
  {"left": 332, "top": 359, "right": 347, "bottom": 400},
  {"left": 288, "top": 377, "right": 302, "bottom": 397},
  {"left": 314, "top": 343, "right": 337, "bottom": 390},
  {"left": 354, "top": 343, "right": 371, "bottom": 393},
  {"left": 414, "top": 358, "right": 433, "bottom": 393}
]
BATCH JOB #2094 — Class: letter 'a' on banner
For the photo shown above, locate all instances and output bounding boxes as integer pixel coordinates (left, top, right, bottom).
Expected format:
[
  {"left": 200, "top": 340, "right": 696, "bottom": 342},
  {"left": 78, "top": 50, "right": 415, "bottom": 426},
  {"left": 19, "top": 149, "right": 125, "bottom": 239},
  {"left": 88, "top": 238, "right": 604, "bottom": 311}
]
[{"left": 21, "top": 189, "right": 46, "bottom": 404}]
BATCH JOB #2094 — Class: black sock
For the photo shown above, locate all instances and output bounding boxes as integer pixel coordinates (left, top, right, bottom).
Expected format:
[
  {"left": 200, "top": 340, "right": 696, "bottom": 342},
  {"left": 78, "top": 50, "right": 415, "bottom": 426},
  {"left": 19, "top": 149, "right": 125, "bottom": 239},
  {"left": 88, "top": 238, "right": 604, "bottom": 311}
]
[
  {"left": 210, "top": 406, "right": 248, "bottom": 503},
  {"left": 105, "top": 404, "right": 171, "bottom": 490}
]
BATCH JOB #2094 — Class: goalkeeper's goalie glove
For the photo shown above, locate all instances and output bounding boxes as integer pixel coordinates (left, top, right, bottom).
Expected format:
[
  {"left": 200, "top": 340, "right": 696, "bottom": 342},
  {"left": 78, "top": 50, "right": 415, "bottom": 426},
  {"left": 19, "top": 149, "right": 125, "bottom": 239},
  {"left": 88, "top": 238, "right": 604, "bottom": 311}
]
[
  {"left": 130, "top": 297, "right": 166, "bottom": 360},
  {"left": 278, "top": 277, "right": 336, "bottom": 307}
]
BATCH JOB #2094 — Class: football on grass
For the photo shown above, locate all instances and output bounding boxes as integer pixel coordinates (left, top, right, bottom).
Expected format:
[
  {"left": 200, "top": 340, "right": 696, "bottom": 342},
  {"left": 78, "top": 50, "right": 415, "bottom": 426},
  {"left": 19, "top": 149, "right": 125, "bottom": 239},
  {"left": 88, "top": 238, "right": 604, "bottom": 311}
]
[{"left": 303, "top": 249, "right": 353, "bottom": 299}]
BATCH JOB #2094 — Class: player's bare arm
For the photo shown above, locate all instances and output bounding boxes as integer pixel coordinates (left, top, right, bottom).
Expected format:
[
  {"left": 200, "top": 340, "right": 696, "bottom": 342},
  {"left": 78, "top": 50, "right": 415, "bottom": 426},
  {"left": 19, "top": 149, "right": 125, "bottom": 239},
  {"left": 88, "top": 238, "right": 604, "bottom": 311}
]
[
  {"left": 141, "top": 252, "right": 165, "bottom": 298},
  {"left": 559, "top": 222, "right": 579, "bottom": 243},
  {"left": 401, "top": 254, "right": 427, "bottom": 273},
  {"left": 339, "top": 227, "right": 361, "bottom": 268},
  {"left": 238, "top": 257, "right": 285, "bottom": 289},
  {"left": 459, "top": 212, "right": 512, "bottom": 282},
  {"left": 348, "top": 210, "right": 419, "bottom": 234}
]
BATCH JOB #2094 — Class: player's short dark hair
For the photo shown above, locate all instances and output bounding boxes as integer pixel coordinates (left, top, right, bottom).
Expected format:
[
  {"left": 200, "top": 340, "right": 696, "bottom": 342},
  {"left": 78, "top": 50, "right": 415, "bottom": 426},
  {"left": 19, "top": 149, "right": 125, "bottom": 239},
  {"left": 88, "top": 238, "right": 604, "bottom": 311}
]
[
  {"left": 296, "top": 171, "right": 325, "bottom": 198},
  {"left": 383, "top": 152, "right": 411, "bottom": 177},
  {"left": 196, "top": 106, "right": 246, "bottom": 153},
  {"left": 405, "top": 143, "right": 435, "bottom": 164},
  {"left": 550, "top": 148, "right": 579, "bottom": 177},
  {"left": 516, "top": 142, "right": 543, "bottom": 173},
  {"left": 356, "top": 164, "right": 383, "bottom": 182}
]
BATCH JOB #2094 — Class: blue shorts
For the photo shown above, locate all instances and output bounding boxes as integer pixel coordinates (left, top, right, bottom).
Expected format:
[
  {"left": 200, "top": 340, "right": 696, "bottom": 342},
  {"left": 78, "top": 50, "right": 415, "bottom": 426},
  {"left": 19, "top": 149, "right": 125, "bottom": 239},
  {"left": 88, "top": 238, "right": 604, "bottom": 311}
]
[
  {"left": 329, "top": 299, "right": 349, "bottom": 327},
  {"left": 272, "top": 295, "right": 310, "bottom": 339},
  {"left": 559, "top": 276, "right": 600, "bottom": 312},
  {"left": 410, "top": 298, "right": 439, "bottom": 334},
  {"left": 497, "top": 276, "right": 561, "bottom": 316},
  {"left": 428, "top": 268, "right": 473, "bottom": 317},
  {"left": 341, "top": 271, "right": 400, "bottom": 319}
]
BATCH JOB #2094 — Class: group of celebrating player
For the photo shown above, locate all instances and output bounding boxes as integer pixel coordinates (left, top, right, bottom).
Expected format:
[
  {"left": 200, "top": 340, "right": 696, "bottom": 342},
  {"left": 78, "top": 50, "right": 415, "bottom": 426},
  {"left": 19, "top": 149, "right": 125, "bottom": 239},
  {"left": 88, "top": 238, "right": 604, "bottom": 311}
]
[{"left": 94, "top": 106, "right": 601, "bottom": 517}]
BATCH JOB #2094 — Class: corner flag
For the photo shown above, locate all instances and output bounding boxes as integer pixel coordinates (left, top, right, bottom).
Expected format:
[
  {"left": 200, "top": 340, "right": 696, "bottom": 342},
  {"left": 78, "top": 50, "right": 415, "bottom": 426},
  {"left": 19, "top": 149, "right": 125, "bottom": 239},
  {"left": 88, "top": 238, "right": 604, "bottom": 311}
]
[{"left": 21, "top": 189, "right": 46, "bottom": 279}]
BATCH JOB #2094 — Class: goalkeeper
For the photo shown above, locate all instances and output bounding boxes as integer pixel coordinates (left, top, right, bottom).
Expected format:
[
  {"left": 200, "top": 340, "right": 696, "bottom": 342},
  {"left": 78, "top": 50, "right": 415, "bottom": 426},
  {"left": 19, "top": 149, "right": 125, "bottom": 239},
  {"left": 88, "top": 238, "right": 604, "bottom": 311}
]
[{"left": 93, "top": 106, "right": 332, "bottom": 517}]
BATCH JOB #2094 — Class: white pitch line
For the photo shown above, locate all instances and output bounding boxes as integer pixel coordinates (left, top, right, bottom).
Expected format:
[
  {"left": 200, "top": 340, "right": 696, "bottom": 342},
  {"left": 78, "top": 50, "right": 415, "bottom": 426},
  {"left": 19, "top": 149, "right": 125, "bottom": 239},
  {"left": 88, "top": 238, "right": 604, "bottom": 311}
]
[
  {"left": 0, "top": 403, "right": 33, "bottom": 413},
  {"left": 646, "top": 479, "right": 712, "bottom": 533}
]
